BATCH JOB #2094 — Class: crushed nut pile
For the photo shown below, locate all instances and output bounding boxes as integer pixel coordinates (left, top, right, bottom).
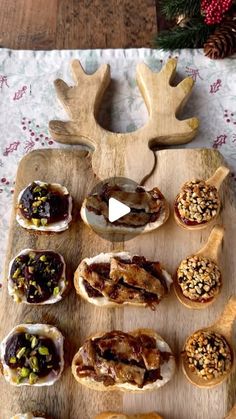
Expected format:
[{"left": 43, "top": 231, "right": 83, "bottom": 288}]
[
  {"left": 183, "top": 331, "right": 232, "bottom": 380},
  {"left": 175, "top": 180, "right": 219, "bottom": 224},
  {"left": 177, "top": 255, "right": 222, "bottom": 301}
]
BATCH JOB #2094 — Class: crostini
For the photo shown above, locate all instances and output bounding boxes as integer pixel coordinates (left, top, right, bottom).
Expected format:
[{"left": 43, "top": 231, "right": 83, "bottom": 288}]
[
  {"left": 72, "top": 329, "right": 175, "bottom": 392},
  {"left": 8, "top": 249, "right": 67, "bottom": 304},
  {"left": 74, "top": 252, "right": 172, "bottom": 309},
  {"left": 16, "top": 180, "right": 72, "bottom": 232},
  {"left": 0, "top": 324, "right": 64, "bottom": 386},
  {"left": 81, "top": 183, "right": 169, "bottom": 235}
]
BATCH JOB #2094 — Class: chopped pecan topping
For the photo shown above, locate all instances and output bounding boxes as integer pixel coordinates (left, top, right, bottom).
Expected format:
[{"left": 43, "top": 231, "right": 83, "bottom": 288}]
[
  {"left": 18, "top": 182, "right": 70, "bottom": 226},
  {"left": 10, "top": 251, "right": 64, "bottom": 303},
  {"left": 80, "top": 256, "right": 169, "bottom": 309},
  {"left": 76, "top": 331, "right": 171, "bottom": 388},
  {"left": 175, "top": 180, "right": 219, "bottom": 225},
  {"left": 183, "top": 331, "right": 232, "bottom": 380},
  {"left": 177, "top": 255, "right": 221, "bottom": 302},
  {"left": 4, "top": 332, "right": 60, "bottom": 385},
  {"left": 86, "top": 183, "right": 165, "bottom": 228}
]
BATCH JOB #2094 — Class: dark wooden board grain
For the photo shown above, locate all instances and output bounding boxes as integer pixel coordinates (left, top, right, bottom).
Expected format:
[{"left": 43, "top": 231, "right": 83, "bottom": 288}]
[
  {"left": 0, "top": 0, "right": 158, "bottom": 50},
  {"left": 1, "top": 148, "right": 236, "bottom": 419}
]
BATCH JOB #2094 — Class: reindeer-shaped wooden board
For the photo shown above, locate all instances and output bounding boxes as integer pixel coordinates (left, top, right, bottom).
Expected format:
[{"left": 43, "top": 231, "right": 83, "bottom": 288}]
[
  {"left": 2, "top": 58, "right": 236, "bottom": 419},
  {"left": 49, "top": 58, "right": 199, "bottom": 182}
]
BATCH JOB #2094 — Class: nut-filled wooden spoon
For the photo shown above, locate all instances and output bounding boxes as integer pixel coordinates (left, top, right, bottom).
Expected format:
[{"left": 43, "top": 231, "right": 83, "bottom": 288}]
[
  {"left": 181, "top": 295, "right": 236, "bottom": 388},
  {"left": 174, "top": 224, "right": 224, "bottom": 309},
  {"left": 174, "top": 166, "right": 229, "bottom": 230}
]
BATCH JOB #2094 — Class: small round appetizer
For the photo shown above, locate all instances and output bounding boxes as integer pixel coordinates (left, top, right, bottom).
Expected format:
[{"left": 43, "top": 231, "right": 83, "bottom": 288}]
[
  {"left": 11, "top": 414, "right": 46, "bottom": 419},
  {"left": 182, "top": 330, "right": 232, "bottom": 383},
  {"left": 174, "top": 166, "right": 229, "bottom": 230},
  {"left": 16, "top": 180, "right": 72, "bottom": 232},
  {"left": 0, "top": 324, "right": 64, "bottom": 386},
  {"left": 95, "top": 413, "right": 163, "bottom": 419},
  {"left": 8, "top": 249, "right": 67, "bottom": 304},
  {"left": 72, "top": 329, "right": 175, "bottom": 392},
  {"left": 81, "top": 182, "right": 169, "bottom": 235},
  {"left": 174, "top": 180, "right": 219, "bottom": 228},
  {"left": 74, "top": 252, "right": 172, "bottom": 310},
  {"left": 176, "top": 255, "right": 222, "bottom": 304},
  {"left": 174, "top": 225, "right": 224, "bottom": 309},
  {"left": 182, "top": 296, "right": 236, "bottom": 388}
]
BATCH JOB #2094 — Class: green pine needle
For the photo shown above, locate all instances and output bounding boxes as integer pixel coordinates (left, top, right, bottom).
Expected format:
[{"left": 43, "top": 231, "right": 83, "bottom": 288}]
[
  {"left": 160, "top": 0, "right": 201, "bottom": 19},
  {"left": 154, "top": 19, "right": 215, "bottom": 50}
]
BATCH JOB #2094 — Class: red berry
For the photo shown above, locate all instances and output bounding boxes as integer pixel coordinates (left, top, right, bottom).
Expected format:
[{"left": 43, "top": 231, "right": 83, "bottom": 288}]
[{"left": 201, "top": 0, "right": 233, "bottom": 24}]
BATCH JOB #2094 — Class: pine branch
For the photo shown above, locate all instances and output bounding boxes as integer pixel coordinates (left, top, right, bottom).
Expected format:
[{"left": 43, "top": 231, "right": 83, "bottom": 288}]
[
  {"left": 160, "top": 0, "right": 201, "bottom": 20},
  {"left": 154, "top": 19, "right": 215, "bottom": 50}
]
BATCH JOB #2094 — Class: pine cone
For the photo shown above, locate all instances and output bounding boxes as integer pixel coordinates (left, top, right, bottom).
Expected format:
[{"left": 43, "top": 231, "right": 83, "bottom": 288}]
[{"left": 204, "top": 18, "right": 236, "bottom": 58}]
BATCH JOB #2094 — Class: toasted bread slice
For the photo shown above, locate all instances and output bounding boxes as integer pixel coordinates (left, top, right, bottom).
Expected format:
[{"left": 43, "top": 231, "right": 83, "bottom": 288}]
[
  {"left": 72, "top": 328, "right": 175, "bottom": 392},
  {"left": 74, "top": 252, "right": 172, "bottom": 308}
]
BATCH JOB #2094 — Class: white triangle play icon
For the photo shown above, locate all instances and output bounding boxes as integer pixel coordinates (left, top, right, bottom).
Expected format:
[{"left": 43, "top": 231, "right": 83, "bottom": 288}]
[{"left": 108, "top": 197, "right": 131, "bottom": 223}]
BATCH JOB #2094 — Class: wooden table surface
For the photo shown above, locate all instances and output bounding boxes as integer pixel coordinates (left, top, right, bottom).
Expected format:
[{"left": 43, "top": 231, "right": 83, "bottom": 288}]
[{"left": 0, "top": 0, "right": 166, "bottom": 50}]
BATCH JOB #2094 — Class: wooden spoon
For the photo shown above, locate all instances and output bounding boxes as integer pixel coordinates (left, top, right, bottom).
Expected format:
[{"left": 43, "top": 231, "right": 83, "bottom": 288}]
[
  {"left": 181, "top": 295, "right": 236, "bottom": 388},
  {"left": 174, "top": 166, "right": 229, "bottom": 230},
  {"left": 174, "top": 225, "right": 224, "bottom": 309}
]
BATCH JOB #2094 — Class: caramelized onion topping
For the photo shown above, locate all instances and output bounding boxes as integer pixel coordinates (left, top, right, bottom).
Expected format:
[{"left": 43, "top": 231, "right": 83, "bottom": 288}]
[
  {"left": 76, "top": 331, "right": 171, "bottom": 388},
  {"left": 86, "top": 184, "right": 164, "bottom": 228},
  {"left": 81, "top": 256, "right": 168, "bottom": 309}
]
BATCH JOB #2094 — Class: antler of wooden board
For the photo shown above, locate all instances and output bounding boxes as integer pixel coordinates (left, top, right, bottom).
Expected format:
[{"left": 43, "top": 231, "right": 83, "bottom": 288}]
[{"left": 49, "top": 59, "right": 199, "bottom": 182}]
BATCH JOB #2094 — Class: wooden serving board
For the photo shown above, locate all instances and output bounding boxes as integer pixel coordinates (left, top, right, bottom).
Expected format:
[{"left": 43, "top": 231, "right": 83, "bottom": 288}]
[{"left": 1, "top": 148, "right": 236, "bottom": 419}]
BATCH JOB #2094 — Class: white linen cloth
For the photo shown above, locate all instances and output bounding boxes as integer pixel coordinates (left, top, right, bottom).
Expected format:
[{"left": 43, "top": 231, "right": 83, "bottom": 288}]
[{"left": 0, "top": 48, "right": 235, "bottom": 284}]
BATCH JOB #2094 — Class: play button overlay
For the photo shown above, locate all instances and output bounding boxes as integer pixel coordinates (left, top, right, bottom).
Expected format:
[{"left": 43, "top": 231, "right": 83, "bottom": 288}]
[
  {"left": 83, "top": 176, "right": 145, "bottom": 242},
  {"left": 108, "top": 197, "right": 131, "bottom": 223}
]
